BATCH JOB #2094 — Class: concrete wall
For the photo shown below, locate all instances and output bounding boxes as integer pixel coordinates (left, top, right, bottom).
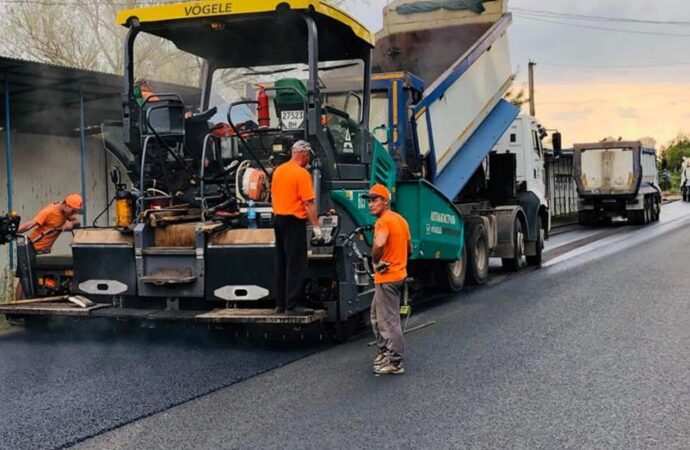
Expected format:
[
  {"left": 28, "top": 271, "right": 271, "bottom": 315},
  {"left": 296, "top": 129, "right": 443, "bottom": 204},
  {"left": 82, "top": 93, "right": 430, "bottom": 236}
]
[{"left": 0, "top": 132, "right": 113, "bottom": 299}]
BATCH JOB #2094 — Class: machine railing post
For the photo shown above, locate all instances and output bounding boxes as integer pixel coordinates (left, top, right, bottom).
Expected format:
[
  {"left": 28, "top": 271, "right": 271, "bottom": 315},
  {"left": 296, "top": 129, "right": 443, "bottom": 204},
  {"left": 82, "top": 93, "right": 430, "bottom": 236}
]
[
  {"left": 4, "top": 76, "right": 13, "bottom": 269},
  {"left": 79, "top": 83, "right": 88, "bottom": 224}
]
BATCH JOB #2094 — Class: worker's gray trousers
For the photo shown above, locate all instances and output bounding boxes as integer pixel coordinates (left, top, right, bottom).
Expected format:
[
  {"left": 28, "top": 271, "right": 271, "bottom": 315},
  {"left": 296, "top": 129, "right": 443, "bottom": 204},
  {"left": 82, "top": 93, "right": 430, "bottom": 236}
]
[{"left": 370, "top": 280, "right": 405, "bottom": 364}]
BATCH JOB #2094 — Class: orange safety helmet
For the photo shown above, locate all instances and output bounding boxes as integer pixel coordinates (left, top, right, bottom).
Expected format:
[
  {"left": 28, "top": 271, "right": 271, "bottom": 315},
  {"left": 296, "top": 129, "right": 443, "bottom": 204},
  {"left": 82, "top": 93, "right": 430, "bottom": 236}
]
[
  {"left": 362, "top": 184, "right": 391, "bottom": 202},
  {"left": 65, "top": 193, "right": 83, "bottom": 211}
]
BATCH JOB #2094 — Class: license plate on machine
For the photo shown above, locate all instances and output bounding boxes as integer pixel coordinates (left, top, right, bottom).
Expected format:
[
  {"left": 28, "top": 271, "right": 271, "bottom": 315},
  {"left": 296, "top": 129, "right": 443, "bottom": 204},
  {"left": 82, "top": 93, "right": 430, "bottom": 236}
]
[{"left": 280, "top": 110, "right": 305, "bottom": 130}]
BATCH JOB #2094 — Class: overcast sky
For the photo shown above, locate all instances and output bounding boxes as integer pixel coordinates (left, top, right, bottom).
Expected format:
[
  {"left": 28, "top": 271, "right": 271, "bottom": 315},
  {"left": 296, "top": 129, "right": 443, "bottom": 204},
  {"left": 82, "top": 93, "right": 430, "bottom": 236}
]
[{"left": 344, "top": 0, "right": 690, "bottom": 147}]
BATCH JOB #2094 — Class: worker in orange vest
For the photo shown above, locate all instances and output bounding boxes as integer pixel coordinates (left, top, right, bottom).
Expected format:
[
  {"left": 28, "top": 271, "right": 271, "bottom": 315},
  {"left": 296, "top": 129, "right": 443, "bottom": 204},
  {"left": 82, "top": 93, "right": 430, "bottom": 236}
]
[
  {"left": 14, "top": 194, "right": 83, "bottom": 299},
  {"left": 270, "top": 140, "right": 322, "bottom": 315},
  {"left": 363, "top": 184, "right": 412, "bottom": 375},
  {"left": 134, "top": 78, "right": 160, "bottom": 104}
]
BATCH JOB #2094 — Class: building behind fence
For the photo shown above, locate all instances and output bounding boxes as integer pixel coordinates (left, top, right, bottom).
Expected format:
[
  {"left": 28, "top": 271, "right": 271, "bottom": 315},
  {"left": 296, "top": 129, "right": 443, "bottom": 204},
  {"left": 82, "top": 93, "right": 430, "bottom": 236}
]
[{"left": 545, "top": 149, "right": 578, "bottom": 219}]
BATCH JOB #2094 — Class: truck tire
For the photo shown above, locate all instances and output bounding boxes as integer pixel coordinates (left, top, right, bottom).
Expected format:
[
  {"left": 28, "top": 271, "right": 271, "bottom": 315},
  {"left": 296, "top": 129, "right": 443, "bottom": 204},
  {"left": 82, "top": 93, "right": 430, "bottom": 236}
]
[
  {"left": 645, "top": 195, "right": 658, "bottom": 224},
  {"left": 644, "top": 196, "right": 652, "bottom": 224},
  {"left": 578, "top": 210, "right": 594, "bottom": 226},
  {"left": 440, "top": 244, "right": 467, "bottom": 292},
  {"left": 652, "top": 196, "right": 661, "bottom": 222},
  {"left": 526, "top": 216, "right": 544, "bottom": 267},
  {"left": 502, "top": 217, "right": 526, "bottom": 272},
  {"left": 465, "top": 222, "right": 489, "bottom": 285}
]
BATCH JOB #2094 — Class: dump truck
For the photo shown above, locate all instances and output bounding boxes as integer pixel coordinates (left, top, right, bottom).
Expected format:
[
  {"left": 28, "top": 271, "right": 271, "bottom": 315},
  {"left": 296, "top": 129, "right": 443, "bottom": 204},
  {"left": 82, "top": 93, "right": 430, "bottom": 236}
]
[
  {"left": 0, "top": 0, "right": 555, "bottom": 332},
  {"left": 369, "top": 70, "right": 557, "bottom": 282},
  {"left": 574, "top": 141, "right": 661, "bottom": 225}
]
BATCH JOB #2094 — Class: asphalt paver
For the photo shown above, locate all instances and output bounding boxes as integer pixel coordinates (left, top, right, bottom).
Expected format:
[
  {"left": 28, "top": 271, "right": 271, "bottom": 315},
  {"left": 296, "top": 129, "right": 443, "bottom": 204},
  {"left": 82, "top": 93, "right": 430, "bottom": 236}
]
[{"left": 74, "top": 205, "right": 690, "bottom": 449}]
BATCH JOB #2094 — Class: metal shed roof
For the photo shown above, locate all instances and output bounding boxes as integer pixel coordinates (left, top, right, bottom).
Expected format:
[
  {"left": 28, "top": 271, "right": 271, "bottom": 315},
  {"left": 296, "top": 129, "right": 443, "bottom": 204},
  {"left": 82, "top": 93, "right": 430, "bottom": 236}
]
[{"left": 0, "top": 56, "right": 201, "bottom": 136}]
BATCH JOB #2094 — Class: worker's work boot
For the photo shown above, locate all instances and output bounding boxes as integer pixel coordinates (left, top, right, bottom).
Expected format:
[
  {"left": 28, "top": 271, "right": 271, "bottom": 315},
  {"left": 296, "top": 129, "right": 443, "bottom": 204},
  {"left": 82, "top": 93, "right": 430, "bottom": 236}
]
[
  {"left": 373, "top": 352, "right": 386, "bottom": 368},
  {"left": 374, "top": 362, "right": 405, "bottom": 375}
]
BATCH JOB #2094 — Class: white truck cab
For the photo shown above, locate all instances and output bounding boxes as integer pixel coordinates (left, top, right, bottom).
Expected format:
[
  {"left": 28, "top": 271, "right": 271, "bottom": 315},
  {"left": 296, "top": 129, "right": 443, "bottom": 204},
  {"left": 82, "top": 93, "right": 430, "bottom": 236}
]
[{"left": 491, "top": 114, "right": 551, "bottom": 232}]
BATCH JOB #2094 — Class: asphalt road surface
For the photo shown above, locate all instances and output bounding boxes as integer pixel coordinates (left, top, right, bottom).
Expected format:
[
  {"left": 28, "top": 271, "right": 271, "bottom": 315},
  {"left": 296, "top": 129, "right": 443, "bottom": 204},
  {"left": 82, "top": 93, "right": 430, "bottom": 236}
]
[
  {"left": 0, "top": 330, "right": 324, "bottom": 450},
  {"left": 2, "top": 202, "right": 690, "bottom": 449}
]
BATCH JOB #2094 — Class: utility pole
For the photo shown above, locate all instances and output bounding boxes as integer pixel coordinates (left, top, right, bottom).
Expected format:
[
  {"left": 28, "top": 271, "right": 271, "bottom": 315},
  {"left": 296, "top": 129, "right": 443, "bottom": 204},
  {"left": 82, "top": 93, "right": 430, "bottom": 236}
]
[{"left": 528, "top": 60, "right": 536, "bottom": 117}]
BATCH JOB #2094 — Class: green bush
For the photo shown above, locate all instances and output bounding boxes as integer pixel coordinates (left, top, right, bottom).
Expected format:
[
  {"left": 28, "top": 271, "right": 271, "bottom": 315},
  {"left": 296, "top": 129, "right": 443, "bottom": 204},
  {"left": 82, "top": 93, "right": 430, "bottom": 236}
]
[
  {"left": 660, "top": 134, "right": 690, "bottom": 172},
  {"left": 670, "top": 172, "right": 682, "bottom": 194}
]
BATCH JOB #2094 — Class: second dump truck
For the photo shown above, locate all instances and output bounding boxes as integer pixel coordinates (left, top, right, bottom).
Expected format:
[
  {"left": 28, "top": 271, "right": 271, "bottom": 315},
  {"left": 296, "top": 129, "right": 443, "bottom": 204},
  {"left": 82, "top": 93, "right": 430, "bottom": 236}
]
[{"left": 574, "top": 140, "right": 661, "bottom": 225}]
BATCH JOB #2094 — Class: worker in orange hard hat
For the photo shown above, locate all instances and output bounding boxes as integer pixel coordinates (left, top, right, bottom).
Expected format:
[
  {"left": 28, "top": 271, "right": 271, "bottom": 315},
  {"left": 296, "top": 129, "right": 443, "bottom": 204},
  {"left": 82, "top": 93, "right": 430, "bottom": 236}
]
[
  {"left": 362, "top": 183, "right": 412, "bottom": 375},
  {"left": 14, "top": 194, "right": 83, "bottom": 299}
]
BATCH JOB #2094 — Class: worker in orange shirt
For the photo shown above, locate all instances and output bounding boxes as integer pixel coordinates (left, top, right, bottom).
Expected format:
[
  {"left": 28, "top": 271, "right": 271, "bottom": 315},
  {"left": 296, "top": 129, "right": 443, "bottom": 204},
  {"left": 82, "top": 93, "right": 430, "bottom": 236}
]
[
  {"left": 134, "top": 78, "right": 160, "bottom": 104},
  {"left": 270, "top": 140, "right": 322, "bottom": 315},
  {"left": 14, "top": 194, "right": 83, "bottom": 299},
  {"left": 363, "top": 184, "right": 412, "bottom": 375}
]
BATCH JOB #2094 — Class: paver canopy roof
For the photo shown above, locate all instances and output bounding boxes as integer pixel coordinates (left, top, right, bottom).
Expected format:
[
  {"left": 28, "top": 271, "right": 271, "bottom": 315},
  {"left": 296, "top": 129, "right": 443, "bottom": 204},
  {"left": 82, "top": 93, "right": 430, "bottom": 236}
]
[{"left": 117, "top": 1, "right": 373, "bottom": 68}]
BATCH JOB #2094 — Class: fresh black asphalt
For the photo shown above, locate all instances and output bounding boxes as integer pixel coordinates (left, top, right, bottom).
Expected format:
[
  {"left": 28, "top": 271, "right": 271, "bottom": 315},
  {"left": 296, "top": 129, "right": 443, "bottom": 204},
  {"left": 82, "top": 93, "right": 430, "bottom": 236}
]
[
  {"left": 0, "top": 328, "right": 323, "bottom": 450},
  {"left": 1, "top": 203, "right": 688, "bottom": 450},
  {"left": 74, "top": 208, "right": 690, "bottom": 449}
]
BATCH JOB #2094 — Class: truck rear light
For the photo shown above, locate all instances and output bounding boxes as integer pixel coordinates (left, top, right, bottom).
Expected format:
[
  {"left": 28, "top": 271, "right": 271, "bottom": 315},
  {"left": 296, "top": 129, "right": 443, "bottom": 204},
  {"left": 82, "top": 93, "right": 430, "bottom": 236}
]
[{"left": 42, "top": 276, "right": 57, "bottom": 290}]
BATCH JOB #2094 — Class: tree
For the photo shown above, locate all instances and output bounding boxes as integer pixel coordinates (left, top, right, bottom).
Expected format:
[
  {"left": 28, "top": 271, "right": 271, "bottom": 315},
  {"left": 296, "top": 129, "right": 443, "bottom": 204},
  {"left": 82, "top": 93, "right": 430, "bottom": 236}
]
[
  {"left": 0, "top": 0, "right": 367, "bottom": 86},
  {"left": 0, "top": 1, "right": 207, "bottom": 86},
  {"left": 660, "top": 133, "right": 690, "bottom": 172}
]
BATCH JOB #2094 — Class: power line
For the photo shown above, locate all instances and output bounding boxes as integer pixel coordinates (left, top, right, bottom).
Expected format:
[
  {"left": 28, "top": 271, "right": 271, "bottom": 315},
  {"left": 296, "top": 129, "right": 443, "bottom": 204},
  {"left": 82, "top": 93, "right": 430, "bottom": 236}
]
[
  {"left": 512, "top": 7, "right": 690, "bottom": 27},
  {"left": 541, "top": 61, "right": 690, "bottom": 69},
  {"left": 514, "top": 14, "right": 690, "bottom": 37}
]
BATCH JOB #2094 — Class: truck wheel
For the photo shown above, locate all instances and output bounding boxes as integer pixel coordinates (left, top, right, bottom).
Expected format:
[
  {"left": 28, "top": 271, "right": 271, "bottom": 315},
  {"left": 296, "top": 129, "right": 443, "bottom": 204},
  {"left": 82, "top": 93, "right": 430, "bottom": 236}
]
[
  {"left": 653, "top": 197, "right": 661, "bottom": 221},
  {"left": 577, "top": 211, "right": 588, "bottom": 226},
  {"left": 649, "top": 197, "right": 657, "bottom": 222},
  {"left": 644, "top": 196, "right": 652, "bottom": 224},
  {"left": 502, "top": 218, "right": 526, "bottom": 272},
  {"left": 466, "top": 222, "right": 489, "bottom": 285},
  {"left": 578, "top": 210, "right": 594, "bottom": 226},
  {"left": 440, "top": 244, "right": 467, "bottom": 292},
  {"left": 526, "top": 216, "right": 544, "bottom": 267}
]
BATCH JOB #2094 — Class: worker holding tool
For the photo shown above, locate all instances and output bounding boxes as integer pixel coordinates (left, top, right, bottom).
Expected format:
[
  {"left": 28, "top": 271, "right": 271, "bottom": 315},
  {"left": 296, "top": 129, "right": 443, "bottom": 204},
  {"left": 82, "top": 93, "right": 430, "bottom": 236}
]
[
  {"left": 271, "top": 140, "right": 322, "bottom": 315},
  {"left": 363, "top": 184, "right": 411, "bottom": 375},
  {"left": 14, "top": 194, "right": 83, "bottom": 299}
]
